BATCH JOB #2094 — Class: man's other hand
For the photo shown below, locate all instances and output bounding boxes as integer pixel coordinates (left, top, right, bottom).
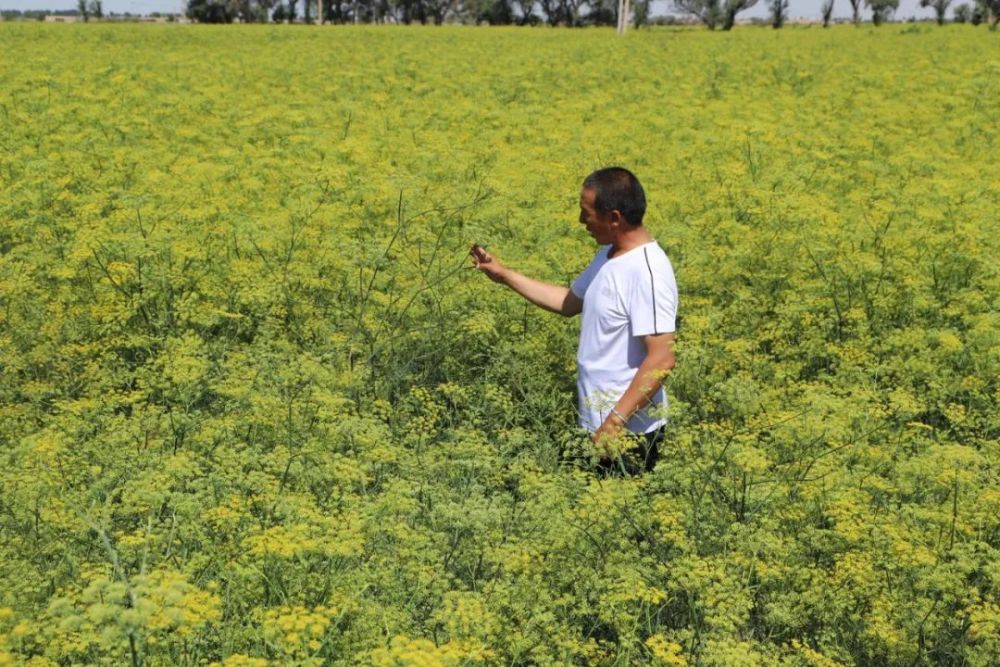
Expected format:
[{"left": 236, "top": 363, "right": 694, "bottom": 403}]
[
  {"left": 592, "top": 417, "right": 624, "bottom": 449},
  {"left": 470, "top": 244, "right": 508, "bottom": 284},
  {"left": 592, "top": 417, "right": 627, "bottom": 466}
]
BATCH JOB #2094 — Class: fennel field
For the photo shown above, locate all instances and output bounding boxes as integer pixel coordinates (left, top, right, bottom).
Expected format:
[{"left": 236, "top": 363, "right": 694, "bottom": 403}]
[{"left": 1, "top": 22, "right": 998, "bottom": 666}]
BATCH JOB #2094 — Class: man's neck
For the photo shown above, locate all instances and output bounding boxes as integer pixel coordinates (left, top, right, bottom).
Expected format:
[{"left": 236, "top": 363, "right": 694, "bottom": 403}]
[{"left": 609, "top": 227, "right": 654, "bottom": 258}]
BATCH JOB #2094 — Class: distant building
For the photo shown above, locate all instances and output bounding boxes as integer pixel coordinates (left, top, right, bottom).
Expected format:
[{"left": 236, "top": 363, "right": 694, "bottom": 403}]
[{"left": 44, "top": 14, "right": 82, "bottom": 22}]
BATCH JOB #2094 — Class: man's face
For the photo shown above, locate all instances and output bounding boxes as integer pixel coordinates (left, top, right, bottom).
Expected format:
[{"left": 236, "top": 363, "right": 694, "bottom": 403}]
[{"left": 579, "top": 187, "right": 615, "bottom": 244}]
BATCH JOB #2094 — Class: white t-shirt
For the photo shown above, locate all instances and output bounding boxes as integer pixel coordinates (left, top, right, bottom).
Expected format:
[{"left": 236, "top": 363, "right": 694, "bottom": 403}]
[{"left": 570, "top": 241, "right": 678, "bottom": 434}]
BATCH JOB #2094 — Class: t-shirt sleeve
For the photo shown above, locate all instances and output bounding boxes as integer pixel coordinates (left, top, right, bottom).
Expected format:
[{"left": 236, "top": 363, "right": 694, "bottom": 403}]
[
  {"left": 570, "top": 246, "right": 609, "bottom": 299},
  {"left": 628, "top": 247, "right": 678, "bottom": 336}
]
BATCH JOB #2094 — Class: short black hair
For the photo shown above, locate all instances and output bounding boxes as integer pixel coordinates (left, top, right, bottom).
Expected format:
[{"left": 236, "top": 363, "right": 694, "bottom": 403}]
[{"left": 582, "top": 167, "right": 646, "bottom": 227}]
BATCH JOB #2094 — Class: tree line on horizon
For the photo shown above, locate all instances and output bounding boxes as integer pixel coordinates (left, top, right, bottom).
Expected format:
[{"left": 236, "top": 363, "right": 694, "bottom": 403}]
[
  {"left": 180, "top": 0, "right": 1000, "bottom": 28},
  {"left": 1, "top": 0, "right": 994, "bottom": 26}
]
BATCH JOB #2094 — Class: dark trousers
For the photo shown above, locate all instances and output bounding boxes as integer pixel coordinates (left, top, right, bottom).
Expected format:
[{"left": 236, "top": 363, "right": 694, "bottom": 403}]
[{"left": 596, "top": 426, "right": 664, "bottom": 477}]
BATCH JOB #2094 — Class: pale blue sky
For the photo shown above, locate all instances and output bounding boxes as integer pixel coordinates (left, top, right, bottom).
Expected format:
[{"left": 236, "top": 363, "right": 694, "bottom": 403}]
[{"left": 0, "top": 0, "right": 958, "bottom": 21}]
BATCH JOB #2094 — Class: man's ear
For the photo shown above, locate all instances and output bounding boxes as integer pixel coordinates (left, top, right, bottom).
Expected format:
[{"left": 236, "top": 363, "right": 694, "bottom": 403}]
[{"left": 609, "top": 209, "right": 626, "bottom": 227}]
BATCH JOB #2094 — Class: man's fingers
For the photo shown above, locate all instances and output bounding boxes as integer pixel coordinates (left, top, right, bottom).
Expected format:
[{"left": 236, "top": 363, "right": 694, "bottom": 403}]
[{"left": 470, "top": 244, "right": 491, "bottom": 264}]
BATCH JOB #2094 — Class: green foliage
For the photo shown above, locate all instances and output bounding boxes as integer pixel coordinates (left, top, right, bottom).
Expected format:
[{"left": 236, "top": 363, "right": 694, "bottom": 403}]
[
  {"left": 672, "top": 0, "right": 760, "bottom": 30},
  {"left": 186, "top": 0, "right": 236, "bottom": 22},
  {"left": 769, "top": 0, "right": 789, "bottom": 27},
  {"left": 1, "top": 23, "right": 998, "bottom": 667},
  {"left": 866, "top": 0, "right": 899, "bottom": 24},
  {"left": 920, "top": 0, "right": 952, "bottom": 24},
  {"left": 981, "top": 0, "right": 1000, "bottom": 25}
]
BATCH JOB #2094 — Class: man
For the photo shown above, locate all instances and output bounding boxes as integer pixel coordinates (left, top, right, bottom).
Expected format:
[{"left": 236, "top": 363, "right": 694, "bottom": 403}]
[{"left": 470, "top": 167, "right": 678, "bottom": 475}]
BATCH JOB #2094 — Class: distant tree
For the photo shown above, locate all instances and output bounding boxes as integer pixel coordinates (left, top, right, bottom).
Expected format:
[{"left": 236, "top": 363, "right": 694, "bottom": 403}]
[
  {"left": 89, "top": 0, "right": 103, "bottom": 18},
  {"left": 237, "top": 0, "right": 252, "bottom": 19},
  {"left": 271, "top": 2, "right": 284, "bottom": 18},
  {"left": 673, "top": 0, "right": 758, "bottom": 29},
  {"left": 584, "top": 0, "right": 617, "bottom": 25},
  {"left": 382, "top": 0, "right": 446, "bottom": 25},
  {"left": 981, "top": 0, "right": 999, "bottom": 25},
  {"left": 77, "top": 0, "right": 90, "bottom": 21},
  {"left": 372, "top": 0, "right": 393, "bottom": 20},
  {"left": 953, "top": 1, "right": 971, "bottom": 18},
  {"left": 257, "top": 0, "right": 278, "bottom": 20},
  {"left": 720, "top": 0, "right": 758, "bottom": 28},
  {"left": 769, "top": 0, "right": 788, "bottom": 26},
  {"left": 538, "top": 0, "right": 584, "bottom": 23},
  {"left": 866, "top": 0, "right": 898, "bottom": 23},
  {"left": 186, "top": 0, "right": 235, "bottom": 22},
  {"left": 475, "top": 0, "right": 514, "bottom": 22},
  {"left": 538, "top": 0, "right": 558, "bottom": 22},
  {"left": 328, "top": 0, "right": 347, "bottom": 20},
  {"left": 821, "top": 0, "right": 834, "bottom": 24},
  {"left": 673, "top": 0, "right": 720, "bottom": 28},
  {"left": 633, "top": 0, "right": 650, "bottom": 26},
  {"left": 424, "top": 0, "right": 454, "bottom": 23},
  {"left": 847, "top": 0, "right": 862, "bottom": 22},
  {"left": 920, "top": 0, "right": 951, "bottom": 23},
  {"left": 513, "top": 0, "right": 538, "bottom": 23},
  {"left": 271, "top": 1, "right": 292, "bottom": 19},
  {"left": 320, "top": 0, "right": 342, "bottom": 22},
  {"left": 391, "top": 0, "right": 424, "bottom": 23}
]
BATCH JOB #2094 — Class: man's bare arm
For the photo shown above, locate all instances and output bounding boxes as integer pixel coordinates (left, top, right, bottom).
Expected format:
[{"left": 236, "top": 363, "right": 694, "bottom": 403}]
[{"left": 470, "top": 246, "right": 582, "bottom": 317}]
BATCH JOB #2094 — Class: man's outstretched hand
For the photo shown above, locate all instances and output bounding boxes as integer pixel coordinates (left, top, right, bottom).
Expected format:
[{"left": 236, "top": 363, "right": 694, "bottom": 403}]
[
  {"left": 470, "top": 244, "right": 508, "bottom": 284},
  {"left": 469, "top": 244, "right": 580, "bottom": 317}
]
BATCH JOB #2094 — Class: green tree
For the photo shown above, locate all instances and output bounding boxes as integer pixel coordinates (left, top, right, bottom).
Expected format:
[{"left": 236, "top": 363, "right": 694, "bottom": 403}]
[
  {"left": 981, "top": 0, "right": 1000, "bottom": 25},
  {"left": 720, "top": 0, "right": 758, "bottom": 28},
  {"left": 538, "top": 0, "right": 584, "bottom": 23},
  {"left": 866, "top": 0, "right": 898, "bottom": 23},
  {"left": 77, "top": 0, "right": 90, "bottom": 20},
  {"left": 185, "top": 0, "right": 235, "bottom": 21},
  {"left": 952, "top": 1, "right": 970, "bottom": 19},
  {"left": 672, "top": 0, "right": 721, "bottom": 28},
  {"left": 271, "top": 1, "right": 295, "bottom": 20},
  {"left": 673, "top": 0, "right": 759, "bottom": 29},
  {"left": 513, "top": 0, "right": 538, "bottom": 23},
  {"left": 632, "top": 0, "right": 650, "bottom": 26},
  {"left": 583, "top": 0, "right": 618, "bottom": 25},
  {"left": 920, "top": 0, "right": 951, "bottom": 23},
  {"left": 769, "top": 0, "right": 789, "bottom": 26},
  {"left": 425, "top": 0, "right": 454, "bottom": 23},
  {"left": 473, "top": 0, "right": 514, "bottom": 23},
  {"left": 391, "top": 0, "right": 424, "bottom": 23},
  {"left": 821, "top": 0, "right": 835, "bottom": 24},
  {"left": 848, "top": 0, "right": 862, "bottom": 22}
]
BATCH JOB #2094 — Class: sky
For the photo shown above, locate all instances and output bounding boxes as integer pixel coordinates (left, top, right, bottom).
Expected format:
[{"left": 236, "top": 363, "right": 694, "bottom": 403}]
[{"left": 0, "top": 0, "right": 956, "bottom": 21}]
